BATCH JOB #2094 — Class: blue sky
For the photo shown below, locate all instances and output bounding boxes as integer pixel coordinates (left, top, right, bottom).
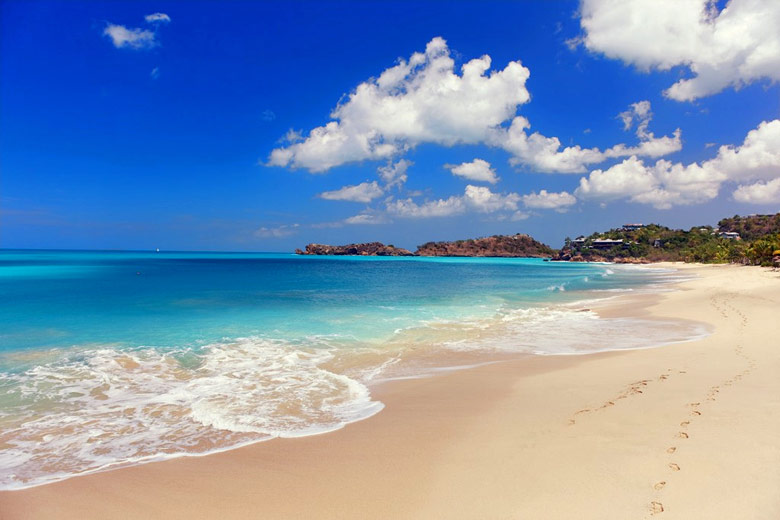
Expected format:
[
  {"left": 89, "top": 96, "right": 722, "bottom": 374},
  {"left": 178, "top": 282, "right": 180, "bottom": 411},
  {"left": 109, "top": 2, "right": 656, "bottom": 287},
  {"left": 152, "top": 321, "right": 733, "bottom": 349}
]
[{"left": 2, "top": 0, "right": 779, "bottom": 251}]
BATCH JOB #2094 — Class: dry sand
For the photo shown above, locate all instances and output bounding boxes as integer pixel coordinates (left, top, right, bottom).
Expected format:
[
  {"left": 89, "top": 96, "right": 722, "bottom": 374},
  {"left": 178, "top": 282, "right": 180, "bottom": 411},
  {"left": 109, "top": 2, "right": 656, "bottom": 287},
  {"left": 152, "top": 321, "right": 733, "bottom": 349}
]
[{"left": 1, "top": 263, "right": 779, "bottom": 519}]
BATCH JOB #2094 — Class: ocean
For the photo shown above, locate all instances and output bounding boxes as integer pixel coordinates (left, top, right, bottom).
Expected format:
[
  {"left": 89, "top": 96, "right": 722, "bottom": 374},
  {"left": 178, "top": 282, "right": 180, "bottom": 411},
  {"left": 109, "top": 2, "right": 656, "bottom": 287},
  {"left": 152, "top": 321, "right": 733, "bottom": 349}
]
[{"left": 0, "top": 250, "right": 705, "bottom": 489}]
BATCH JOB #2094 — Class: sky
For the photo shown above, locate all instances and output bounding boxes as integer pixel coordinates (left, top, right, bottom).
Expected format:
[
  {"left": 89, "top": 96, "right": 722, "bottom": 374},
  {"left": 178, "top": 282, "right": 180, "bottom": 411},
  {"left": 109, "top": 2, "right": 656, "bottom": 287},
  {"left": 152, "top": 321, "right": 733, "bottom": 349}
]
[{"left": 2, "top": 0, "right": 779, "bottom": 252}]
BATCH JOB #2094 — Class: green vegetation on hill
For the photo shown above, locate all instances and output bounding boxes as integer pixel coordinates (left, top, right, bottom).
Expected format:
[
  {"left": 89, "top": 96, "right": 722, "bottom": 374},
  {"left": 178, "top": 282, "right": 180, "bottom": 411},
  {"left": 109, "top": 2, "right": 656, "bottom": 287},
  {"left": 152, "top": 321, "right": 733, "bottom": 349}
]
[
  {"left": 716, "top": 213, "right": 780, "bottom": 240},
  {"left": 559, "top": 213, "right": 780, "bottom": 266},
  {"left": 416, "top": 233, "right": 555, "bottom": 257}
]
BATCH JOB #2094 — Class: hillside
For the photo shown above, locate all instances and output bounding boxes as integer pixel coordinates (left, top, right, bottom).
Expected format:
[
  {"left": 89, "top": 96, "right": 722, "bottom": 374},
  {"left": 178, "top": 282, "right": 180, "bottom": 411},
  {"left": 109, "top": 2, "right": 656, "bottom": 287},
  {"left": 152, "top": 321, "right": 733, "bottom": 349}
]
[
  {"left": 415, "top": 234, "right": 555, "bottom": 257},
  {"left": 716, "top": 213, "right": 780, "bottom": 240},
  {"left": 554, "top": 213, "right": 780, "bottom": 266}
]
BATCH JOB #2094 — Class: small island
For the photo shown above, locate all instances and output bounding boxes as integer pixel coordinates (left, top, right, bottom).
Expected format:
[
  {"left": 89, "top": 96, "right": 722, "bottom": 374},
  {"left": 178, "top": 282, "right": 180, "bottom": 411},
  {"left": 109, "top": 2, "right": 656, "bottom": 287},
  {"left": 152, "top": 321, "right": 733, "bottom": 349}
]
[
  {"left": 296, "top": 233, "right": 555, "bottom": 258},
  {"left": 295, "top": 242, "right": 414, "bottom": 256}
]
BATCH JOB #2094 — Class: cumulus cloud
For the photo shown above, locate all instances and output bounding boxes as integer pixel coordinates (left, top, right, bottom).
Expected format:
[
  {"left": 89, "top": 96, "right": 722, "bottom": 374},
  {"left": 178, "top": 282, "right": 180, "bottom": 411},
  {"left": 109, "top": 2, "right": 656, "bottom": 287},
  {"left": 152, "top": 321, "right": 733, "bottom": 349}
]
[
  {"left": 318, "top": 181, "right": 384, "bottom": 203},
  {"left": 343, "top": 212, "right": 390, "bottom": 225},
  {"left": 340, "top": 183, "right": 578, "bottom": 221},
  {"left": 487, "top": 109, "right": 680, "bottom": 174},
  {"left": 576, "top": 119, "right": 780, "bottom": 208},
  {"left": 521, "top": 190, "right": 578, "bottom": 210},
  {"left": 268, "top": 37, "right": 531, "bottom": 172},
  {"left": 733, "top": 179, "right": 780, "bottom": 204},
  {"left": 268, "top": 37, "right": 681, "bottom": 175},
  {"left": 387, "top": 185, "right": 522, "bottom": 218},
  {"left": 446, "top": 158, "right": 499, "bottom": 184},
  {"left": 377, "top": 159, "right": 412, "bottom": 189},
  {"left": 255, "top": 224, "right": 300, "bottom": 238},
  {"left": 104, "top": 13, "right": 170, "bottom": 50},
  {"left": 576, "top": 0, "right": 780, "bottom": 100}
]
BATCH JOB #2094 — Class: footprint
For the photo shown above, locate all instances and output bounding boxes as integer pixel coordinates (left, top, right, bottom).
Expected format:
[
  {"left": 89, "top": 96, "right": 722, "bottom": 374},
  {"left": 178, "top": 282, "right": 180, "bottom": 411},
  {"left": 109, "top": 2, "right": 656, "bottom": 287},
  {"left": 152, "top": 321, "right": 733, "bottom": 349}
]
[
  {"left": 688, "top": 402, "right": 700, "bottom": 407},
  {"left": 668, "top": 463, "right": 680, "bottom": 471},
  {"left": 653, "top": 481, "right": 666, "bottom": 490},
  {"left": 650, "top": 501, "right": 665, "bottom": 515},
  {"left": 678, "top": 432, "right": 689, "bottom": 439},
  {"left": 680, "top": 421, "right": 690, "bottom": 427},
  {"left": 691, "top": 411, "right": 701, "bottom": 416},
  {"left": 666, "top": 447, "right": 676, "bottom": 454}
]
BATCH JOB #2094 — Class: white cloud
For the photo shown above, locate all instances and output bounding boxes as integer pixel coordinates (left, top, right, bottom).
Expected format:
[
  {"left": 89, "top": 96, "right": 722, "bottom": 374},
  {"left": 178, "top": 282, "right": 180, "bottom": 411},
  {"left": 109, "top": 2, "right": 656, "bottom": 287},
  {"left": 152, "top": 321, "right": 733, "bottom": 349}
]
[
  {"left": 618, "top": 100, "right": 651, "bottom": 132},
  {"left": 104, "top": 13, "right": 170, "bottom": 50},
  {"left": 378, "top": 159, "right": 411, "bottom": 189},
  {"left": 386, "top": 185, "right": 520, "bottom": 218},
  {"left": 150, "top": 67, "right": 160, "bottom": 79},
  {"left": 463, "top": 185, "right": 520, "bottom": 212},
  {"left": 145, "top": 13, "right": 171, "bottom": 24},
  {"left": 318, "top": 181, "right": 384, "bottom": 203},
  {"left": 268, "top": 37, "right": 681, "bottom": 175},
  {"left": 577, "top": 0, "right": 780, "bottom": 100},
  {"left": 268, "top": 37, "right": 531, "bottom": 172},
  {"left": 104, "top": 24, "right": 157, "bottom": 50},
  {"left": 344, "top": 212, "right": 390, "bottom": 225},
  {"left": 447, "top": 158, "right": 499, "bottom": 184},
  {"left": 576, "top": 119, "right": 780, "bottom": 208},
  {"left": 708, "top": 119, "right": 780, "bottom": 182},
  {"left": 521, "top": 190, "right": 577, "bottom": 210},
  {"left": 386, "top": 195, "right": 465, "bottom": 218},
  {"left": 488, "top": 110, "right": 680, "bottom": 174},
  {"left": 255, "top": 224, "right": 300, "bottom": 238},
  {"left": 604, "top": 101, "right": 682, "bottom": 159},
  {"left": 733, "top": 179, "right": 780, "bottom": 204}
]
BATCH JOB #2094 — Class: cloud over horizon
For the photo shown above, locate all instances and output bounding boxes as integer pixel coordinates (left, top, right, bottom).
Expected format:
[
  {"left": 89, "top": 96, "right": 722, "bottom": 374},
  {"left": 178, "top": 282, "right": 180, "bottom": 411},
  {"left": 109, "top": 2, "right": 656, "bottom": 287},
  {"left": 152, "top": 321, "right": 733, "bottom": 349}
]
[{"left": 576, "top": 119, "right": 780, "bottom": 208}]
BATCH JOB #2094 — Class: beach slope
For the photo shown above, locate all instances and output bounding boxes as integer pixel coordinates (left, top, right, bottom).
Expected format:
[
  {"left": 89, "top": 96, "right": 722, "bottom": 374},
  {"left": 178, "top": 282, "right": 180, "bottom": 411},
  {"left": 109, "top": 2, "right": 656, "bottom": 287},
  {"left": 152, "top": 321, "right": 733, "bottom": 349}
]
[{"left": 1, "top": 264, "right": 779, "bottom": 519}]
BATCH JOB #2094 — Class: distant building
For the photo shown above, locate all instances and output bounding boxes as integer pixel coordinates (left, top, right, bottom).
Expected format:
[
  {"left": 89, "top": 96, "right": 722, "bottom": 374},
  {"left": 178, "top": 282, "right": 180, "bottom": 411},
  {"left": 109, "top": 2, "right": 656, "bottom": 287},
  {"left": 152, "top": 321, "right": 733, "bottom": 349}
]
[
  {"left": 622, "top": 223, "right": 645, "bottom": 231},
  {"left": 592, "top": 239, "right": 624, "bottom": 250},
  {"left": 718, "top": 231, "right": 741, "bottom": 240},
  {"left": 572, "top": 236, "right": 587, "bottom": 247},
  {"left": 653, "top": 239, "right": 663, "bottom": 248}
]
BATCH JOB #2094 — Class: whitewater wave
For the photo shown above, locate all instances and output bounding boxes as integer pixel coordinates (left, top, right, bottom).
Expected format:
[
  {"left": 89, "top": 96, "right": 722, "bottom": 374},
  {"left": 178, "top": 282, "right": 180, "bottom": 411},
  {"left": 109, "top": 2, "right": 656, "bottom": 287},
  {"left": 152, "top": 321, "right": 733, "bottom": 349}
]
[{"left": 0, "top": 338, "right": 383, "bottom": 490}]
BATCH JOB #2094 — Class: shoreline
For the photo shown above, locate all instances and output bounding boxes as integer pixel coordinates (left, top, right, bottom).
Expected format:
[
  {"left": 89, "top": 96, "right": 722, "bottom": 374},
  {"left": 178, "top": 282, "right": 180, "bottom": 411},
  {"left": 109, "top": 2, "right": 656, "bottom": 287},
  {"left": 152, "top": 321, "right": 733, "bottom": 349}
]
[
  {"left": 1, "top": 263, "right": 779, "bottom": 518},
  {"left": 0, "top": 261, "right": 684, "bottom": 492}
]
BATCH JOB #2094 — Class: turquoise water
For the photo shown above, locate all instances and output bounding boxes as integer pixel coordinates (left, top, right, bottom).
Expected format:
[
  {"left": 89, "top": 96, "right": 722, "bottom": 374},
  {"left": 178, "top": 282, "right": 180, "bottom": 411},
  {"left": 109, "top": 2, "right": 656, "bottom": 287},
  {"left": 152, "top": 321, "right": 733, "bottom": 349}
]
[{"left": 0, "top": 250, "right": 700, "bottom": 489}]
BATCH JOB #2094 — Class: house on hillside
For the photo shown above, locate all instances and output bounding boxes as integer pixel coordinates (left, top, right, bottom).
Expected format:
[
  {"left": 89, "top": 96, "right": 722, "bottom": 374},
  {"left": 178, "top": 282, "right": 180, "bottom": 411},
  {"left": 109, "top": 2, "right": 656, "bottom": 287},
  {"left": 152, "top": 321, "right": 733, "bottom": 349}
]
[
  {"left": 592, "top": 239, "right": 624, "bottom": 250},
  {"left": 717, "top": 231, "right": 741, "bottom": 240},
  {"left": 622, "top": 223, "right": 645, "bottom": 231}
]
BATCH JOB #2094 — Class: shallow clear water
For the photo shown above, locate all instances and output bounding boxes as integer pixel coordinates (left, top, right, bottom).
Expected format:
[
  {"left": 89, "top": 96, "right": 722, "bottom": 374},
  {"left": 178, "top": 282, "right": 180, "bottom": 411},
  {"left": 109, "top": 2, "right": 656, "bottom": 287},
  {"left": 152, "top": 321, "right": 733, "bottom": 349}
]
[{"left": 0, "top": 250, "right": 703, "bottom": 489}]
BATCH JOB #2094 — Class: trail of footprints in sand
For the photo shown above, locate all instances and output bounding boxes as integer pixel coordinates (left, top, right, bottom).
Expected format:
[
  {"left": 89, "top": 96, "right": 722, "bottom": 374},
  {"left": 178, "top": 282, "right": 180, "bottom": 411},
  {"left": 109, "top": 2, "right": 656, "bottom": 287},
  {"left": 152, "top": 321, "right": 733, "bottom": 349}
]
[
  {"left": 567, "top": 369, "right": 682, "bottom": 426},
  {"left": 647, "top": 293, "right": 757, "bottom": 516}
]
